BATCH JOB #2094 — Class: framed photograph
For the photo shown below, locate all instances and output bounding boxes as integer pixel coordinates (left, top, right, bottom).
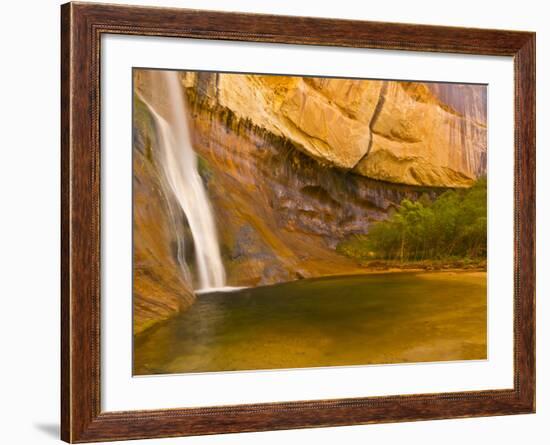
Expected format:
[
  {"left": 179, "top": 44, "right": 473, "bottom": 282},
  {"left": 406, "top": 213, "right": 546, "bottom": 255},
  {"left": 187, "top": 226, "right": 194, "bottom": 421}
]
[{"left": 61, "top": 2, "right": 535, "bottom": 442}]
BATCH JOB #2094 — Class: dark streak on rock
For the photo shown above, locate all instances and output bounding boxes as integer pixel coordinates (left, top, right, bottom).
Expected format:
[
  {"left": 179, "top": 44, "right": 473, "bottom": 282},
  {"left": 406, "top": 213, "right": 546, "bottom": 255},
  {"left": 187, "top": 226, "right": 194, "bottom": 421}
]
[{"left": 353, "top": 81, "right": 389, "bottom": 169}]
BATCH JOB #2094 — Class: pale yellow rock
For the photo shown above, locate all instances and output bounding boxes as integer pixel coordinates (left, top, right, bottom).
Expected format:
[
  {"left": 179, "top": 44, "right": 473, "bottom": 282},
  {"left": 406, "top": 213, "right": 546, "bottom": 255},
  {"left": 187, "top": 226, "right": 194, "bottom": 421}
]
[
  {"left": 304, "top": 77, "right": 383, "bottom": 123},
  {"left": 354, "top": 82, "right": 487, "bottom": 187},
  {"left": 279, "top": 80, "right": 373, "bottom": 168},
  {"left": 182, "top": 72, "right": 487, "bottom": 188},
  {"left": 212, "top": 74, "right": 382, "bottom": 169}
]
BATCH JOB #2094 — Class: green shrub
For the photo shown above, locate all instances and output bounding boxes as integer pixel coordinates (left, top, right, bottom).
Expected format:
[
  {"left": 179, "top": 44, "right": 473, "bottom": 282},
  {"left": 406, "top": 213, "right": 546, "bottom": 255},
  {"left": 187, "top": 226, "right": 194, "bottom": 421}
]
[
  {"left": 335, "top": 234, "right": 373, "bottom": 261},
  {"left": 337, "top": 178, "right": 487, "bottom": 262}
]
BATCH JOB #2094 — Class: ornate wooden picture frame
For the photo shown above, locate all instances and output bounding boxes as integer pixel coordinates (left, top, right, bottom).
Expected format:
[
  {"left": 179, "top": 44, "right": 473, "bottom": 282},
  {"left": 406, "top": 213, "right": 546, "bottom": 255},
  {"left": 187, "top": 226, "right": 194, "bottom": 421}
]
[{"left": 61, "top": 2, "right": 535, "bottom": 442}]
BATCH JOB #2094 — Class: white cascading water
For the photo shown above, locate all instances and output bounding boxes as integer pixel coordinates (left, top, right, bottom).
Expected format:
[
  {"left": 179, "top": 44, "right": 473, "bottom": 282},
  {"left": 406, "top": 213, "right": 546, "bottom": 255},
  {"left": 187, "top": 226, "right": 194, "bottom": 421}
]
[{"left": 138, "top": 71, "right": 226, "bottom": 291}]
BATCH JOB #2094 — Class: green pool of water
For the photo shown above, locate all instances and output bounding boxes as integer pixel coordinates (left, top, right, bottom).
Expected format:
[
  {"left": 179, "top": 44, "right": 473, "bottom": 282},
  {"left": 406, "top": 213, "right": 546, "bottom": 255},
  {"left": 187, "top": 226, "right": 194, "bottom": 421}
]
[{"left": 134, "top": 271, "right": 486, "bottom": 375}]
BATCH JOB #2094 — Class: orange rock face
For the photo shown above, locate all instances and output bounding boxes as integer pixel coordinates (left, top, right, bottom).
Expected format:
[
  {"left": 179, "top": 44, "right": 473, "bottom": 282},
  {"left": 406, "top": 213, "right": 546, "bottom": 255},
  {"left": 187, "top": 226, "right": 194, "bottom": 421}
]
[
  {"left": 355, "top": 82, "right": 487, "bottom": 187},
  {"left": 184, "top": 72, "right": 486, "bottom": 187}
]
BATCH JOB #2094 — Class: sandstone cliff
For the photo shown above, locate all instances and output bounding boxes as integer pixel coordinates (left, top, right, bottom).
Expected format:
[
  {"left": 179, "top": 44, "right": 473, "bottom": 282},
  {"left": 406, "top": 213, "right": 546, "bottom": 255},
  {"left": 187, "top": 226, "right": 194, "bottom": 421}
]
[
  {"left": 181, "top": 72, "right": 486, "bottom": 187},
  {"left": 134, "top": 70, "right": 441, "bottom": 289},
  {"left": 131, "top": 70, "right": 487, "bottom": 331},
  {"left": 184, "top": 100, "right": 430, "bottom": 287}
]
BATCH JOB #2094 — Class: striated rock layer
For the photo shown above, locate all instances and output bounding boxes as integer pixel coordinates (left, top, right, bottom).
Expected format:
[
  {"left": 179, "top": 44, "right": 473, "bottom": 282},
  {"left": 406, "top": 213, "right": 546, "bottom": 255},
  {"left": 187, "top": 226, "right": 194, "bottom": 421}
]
[
  {"left": 179, "top": 72, "right": 487, "bottom": 188},
  {"left": 185, "top": 103, "right": 436, "bottom": 287}
]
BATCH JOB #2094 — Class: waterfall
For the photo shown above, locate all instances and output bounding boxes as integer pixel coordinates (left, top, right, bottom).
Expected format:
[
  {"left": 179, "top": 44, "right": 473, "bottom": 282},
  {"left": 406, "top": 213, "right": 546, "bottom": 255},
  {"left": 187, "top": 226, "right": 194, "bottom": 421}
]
[{"left": 137, "top": 71, "right": 226, "bottom": 291}]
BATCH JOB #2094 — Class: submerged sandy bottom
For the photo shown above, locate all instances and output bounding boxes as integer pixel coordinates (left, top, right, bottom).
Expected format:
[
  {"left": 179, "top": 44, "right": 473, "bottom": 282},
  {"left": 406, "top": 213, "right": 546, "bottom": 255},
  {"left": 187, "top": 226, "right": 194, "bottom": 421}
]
[{"left": 133, "top": 271, "right": 487, "bottom": 375}]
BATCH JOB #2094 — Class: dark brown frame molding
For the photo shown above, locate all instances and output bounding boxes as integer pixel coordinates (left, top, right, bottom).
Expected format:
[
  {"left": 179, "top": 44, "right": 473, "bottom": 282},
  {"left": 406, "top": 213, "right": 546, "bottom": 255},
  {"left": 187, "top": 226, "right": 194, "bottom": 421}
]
[{"left": 61, "top": 2, "right": 536, "bottom": 442}]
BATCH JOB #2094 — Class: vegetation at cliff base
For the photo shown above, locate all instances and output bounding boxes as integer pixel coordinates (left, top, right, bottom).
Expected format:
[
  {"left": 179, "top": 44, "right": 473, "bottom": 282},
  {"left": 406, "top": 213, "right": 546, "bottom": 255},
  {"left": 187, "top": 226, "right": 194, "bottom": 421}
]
[{"left": 337, "top": 178, "right": 487, "bottom": 264}]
